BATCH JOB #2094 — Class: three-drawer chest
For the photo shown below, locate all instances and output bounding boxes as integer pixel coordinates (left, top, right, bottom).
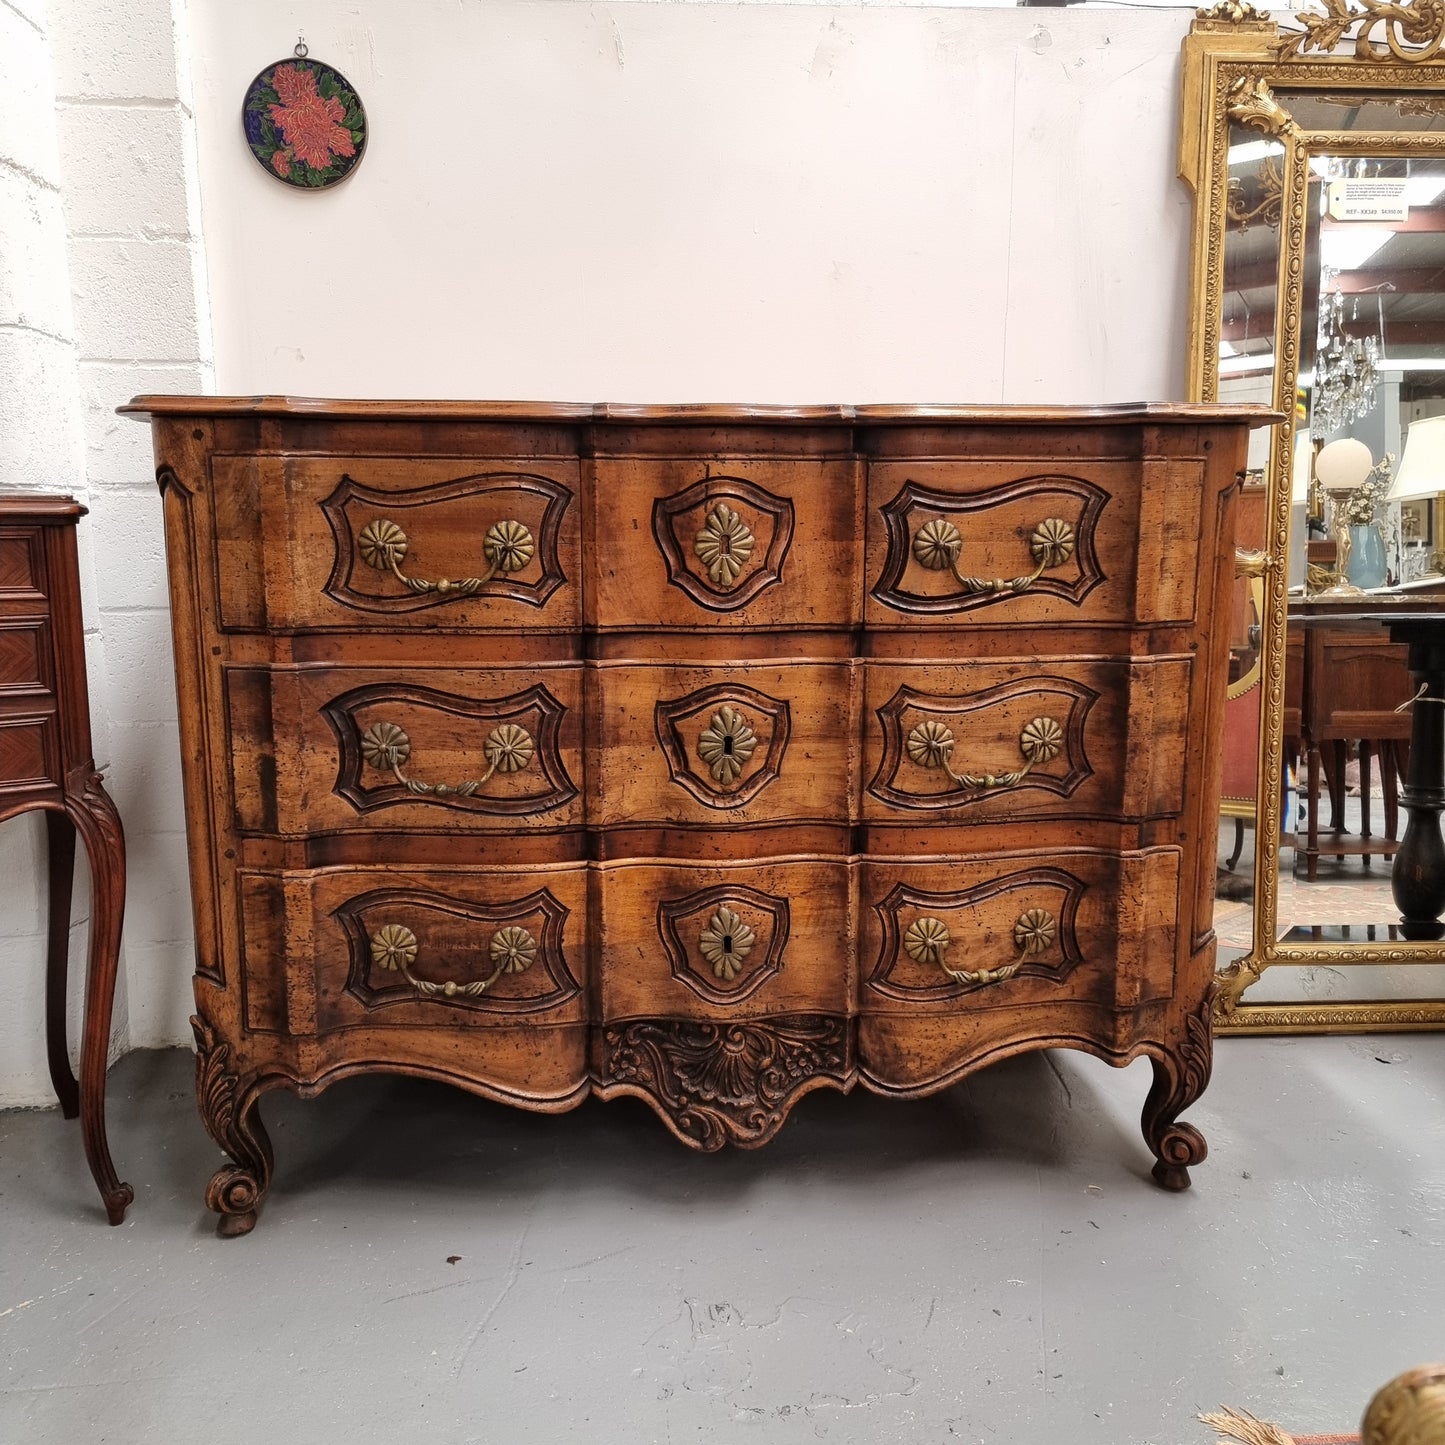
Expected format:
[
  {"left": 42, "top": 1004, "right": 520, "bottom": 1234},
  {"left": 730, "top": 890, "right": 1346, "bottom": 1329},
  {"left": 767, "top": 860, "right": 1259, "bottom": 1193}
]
[{"left": 123, "top": 397, "right": 1271, "bottom": 1235}]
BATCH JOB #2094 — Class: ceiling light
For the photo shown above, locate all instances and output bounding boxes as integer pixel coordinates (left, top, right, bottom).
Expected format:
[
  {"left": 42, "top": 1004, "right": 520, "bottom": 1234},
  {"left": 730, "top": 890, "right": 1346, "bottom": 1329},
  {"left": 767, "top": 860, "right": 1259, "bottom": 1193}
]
[{"left": 1320, "top": 227, "right": 1395, "bottom": 272}]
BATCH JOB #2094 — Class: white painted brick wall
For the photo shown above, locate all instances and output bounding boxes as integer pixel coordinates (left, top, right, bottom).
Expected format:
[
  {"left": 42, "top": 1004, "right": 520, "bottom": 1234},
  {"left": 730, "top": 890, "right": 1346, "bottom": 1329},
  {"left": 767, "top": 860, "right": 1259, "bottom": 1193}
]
[
  {"left": 54, "top": 104, "right": 190, "bottom": 237},
  {"left": 48, "top": 0, "right": 181, "bottom": 101},
  {"left": 47, "top": 0, "right": 215, "bottom": 1068},
  {"left": 2, "top": 0, "right": 212, "bottom": 1106},
  {"left": 0, "top": 171, "right": 76, "bottom": 338},
  {"left": 0, "top": 0, "right": 115, "bottom": 1109}
]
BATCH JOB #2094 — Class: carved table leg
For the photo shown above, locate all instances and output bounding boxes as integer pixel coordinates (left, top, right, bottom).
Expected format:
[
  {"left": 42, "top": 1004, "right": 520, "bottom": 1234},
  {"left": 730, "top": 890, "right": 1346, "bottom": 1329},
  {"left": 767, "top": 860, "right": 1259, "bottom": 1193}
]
[
  {"left": 193, "top": 1016, "right": 274, "bottom": 1237},
  {"left": 1140, "top": 995, "right": 1213, "bottom": 1191},
  {"left": 43, "top": 809, "right": 79, "bottom": 1119},
  {"left": 70, "top": 779, "right": 133, "bottom": 1225}
]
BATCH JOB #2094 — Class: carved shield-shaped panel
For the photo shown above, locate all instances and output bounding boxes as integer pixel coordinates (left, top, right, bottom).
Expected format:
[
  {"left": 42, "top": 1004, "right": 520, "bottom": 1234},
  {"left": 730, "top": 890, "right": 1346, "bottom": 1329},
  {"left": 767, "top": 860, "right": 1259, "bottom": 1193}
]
[
  {"left": 872, "top": 474, "right": 1107, "bottom": 616},
  {"left": 658, "top": 884, "right": 791, "bottom": 1006},
  {"left": 869, "top": 869, "right": 1085, "bottom": 1002},
  {"left": 652, "top": 475, "right": 795, "bottom": 611},
  {"left": 654, "top": 682, "right": 792, "bottom": 809},
  {"left": 325, "top": 680, "right": 577, "bottom": 816},
  {"left": 869, "top": 677, "right": 1098, "bottom": 812},
  {"left": 321, "top": 471, "right": 572, "bottom": 613},
  {"left": 338, "top": 885, "right": 579, "bottom": 1015}
]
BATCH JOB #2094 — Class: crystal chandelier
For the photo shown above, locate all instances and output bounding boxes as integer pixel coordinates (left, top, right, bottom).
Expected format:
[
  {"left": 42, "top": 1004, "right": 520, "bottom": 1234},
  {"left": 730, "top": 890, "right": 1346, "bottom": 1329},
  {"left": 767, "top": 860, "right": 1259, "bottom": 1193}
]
[{"left": 1312, "top": 267, "right": 1382, "bottom": 438}]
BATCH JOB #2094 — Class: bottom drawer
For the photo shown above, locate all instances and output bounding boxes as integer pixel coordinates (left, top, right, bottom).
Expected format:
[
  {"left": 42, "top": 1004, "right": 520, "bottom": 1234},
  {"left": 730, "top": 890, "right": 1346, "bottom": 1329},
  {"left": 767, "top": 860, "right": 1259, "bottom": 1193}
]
[
  {"left": 859, "top": 848, "right": 1181, "bottom": 1013},
  {"left": 238, "top": 864, "right": 589, "bottom": 1036},
  {"left": 594, "top": 858, "right": 854, "bottom": 1021},
  {"left": 857, "top": 847, "right": 1182, "bottom": 1093}
]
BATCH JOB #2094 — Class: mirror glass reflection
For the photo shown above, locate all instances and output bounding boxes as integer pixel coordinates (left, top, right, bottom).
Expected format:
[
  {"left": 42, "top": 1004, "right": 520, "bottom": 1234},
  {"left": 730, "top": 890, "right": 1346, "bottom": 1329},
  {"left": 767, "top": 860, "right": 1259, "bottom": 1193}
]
[
  {"left": 1213, "top": 124, "right": 1284, "bottom": 964},
  {"left": 1214, "top": 92, "right": 1445, "bottom": 964}
]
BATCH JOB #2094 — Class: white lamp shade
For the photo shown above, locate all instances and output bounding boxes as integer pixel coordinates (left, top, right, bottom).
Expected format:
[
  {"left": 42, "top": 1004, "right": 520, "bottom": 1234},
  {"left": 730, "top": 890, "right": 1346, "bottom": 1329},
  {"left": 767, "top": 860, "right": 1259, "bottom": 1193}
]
[
  {"left": 1314, "top": 436, "right": 1373, "bottom": 492},
  {"left": 1388, "top": 414, "right": 1445, "bottom": 502}
]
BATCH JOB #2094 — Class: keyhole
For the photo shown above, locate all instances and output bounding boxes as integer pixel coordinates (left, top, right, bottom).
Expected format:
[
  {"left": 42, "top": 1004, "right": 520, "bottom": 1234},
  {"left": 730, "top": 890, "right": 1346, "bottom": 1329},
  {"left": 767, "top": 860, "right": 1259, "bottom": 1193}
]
[
  {"left": 723, "top": 936, "right": 733, "bottom": 954},
  {"left": 723, "top": 736, "right": 734, "bottom": 756}
]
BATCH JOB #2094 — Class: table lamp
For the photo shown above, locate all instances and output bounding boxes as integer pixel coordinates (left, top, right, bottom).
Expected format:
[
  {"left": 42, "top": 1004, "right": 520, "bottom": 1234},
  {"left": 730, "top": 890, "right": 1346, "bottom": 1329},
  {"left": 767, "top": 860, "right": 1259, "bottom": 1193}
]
[
  {"left": 1314, "top": 435, "right": 1374, "bottom": 597},
  {"left": 1388, "top": 413, "right": 1445, "bottom": 574}
]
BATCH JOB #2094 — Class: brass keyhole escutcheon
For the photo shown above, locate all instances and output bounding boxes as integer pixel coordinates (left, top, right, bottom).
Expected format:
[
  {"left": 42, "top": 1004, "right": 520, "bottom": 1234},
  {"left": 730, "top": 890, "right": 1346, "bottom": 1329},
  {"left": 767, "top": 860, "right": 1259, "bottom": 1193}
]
[
  {"left": 696, "top": 706, "right": 758, "bottom": 787},
  {"left": 694, "top": 503, "right": 757, "bottom": 590}
]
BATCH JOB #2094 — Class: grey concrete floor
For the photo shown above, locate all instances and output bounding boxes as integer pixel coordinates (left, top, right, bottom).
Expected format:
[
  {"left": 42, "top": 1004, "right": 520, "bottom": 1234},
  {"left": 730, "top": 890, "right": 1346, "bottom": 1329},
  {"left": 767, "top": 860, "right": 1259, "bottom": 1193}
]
[{"left": 2, "top": 1038, "right": 1442, "bottom": 1445}]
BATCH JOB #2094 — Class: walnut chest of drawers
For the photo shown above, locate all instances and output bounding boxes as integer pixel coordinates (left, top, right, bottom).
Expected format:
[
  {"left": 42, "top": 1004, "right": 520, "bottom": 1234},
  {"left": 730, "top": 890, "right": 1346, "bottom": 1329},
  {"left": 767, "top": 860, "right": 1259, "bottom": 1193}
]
[{"left": 123, "top": 397, "right": 1269, "bottom": 1235}]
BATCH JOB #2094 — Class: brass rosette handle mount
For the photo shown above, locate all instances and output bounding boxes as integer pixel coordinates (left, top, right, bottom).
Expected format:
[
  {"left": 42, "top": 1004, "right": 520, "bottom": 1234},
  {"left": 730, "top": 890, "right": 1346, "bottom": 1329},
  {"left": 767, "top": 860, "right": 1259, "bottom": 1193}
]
[
  {"left": 358, "top": 516, "right": 535, "bottom": 597},
  {"left": 903, "top": 908, "right": 1056, "bottom": 987},
  {"left": 369, "top": 923, "right": 537, "bottom": 999},
  {"left": 912, "top": 516, "right": 1075, "bottom": 596},
  {"left": 907, "top": 715, "right": 1063, "bottom": 794},
  {"left": 359, "top": 721, "right": 534, "bottom": 797}
]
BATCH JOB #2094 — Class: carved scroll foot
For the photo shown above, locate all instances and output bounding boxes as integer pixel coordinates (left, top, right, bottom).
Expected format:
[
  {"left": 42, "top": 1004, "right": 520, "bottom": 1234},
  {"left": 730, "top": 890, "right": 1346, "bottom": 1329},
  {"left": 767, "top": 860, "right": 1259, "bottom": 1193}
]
[
  {"left": 1140, "top": 994, "right": 1214, "bottom": 1192},
  {"left": 192, "top": 1015, "right": 274, "bottom": 1237}
]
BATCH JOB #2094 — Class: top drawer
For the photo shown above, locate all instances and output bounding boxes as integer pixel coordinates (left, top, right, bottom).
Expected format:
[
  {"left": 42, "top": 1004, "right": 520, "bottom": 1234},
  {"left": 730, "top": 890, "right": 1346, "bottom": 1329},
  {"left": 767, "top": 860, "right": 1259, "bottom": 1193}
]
[
  {"left": 589, "top": 457, "right": 862, "bottom": 631},
  {"left": 211, "top": 454, "right": 581, "bottom": 633},
  {"left": 865, "top": 457, "right": 1203, "bottom": 630}
]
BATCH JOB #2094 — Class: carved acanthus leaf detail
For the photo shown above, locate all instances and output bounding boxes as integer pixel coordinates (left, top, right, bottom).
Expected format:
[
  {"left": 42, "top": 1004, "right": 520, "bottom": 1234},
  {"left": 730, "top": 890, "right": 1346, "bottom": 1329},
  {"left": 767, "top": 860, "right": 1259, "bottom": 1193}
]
[
  {"left": 598, "top": 1016, "right": 850, "bottom": 1151},
  {"left": 1276, "top": 0, "right": 1445, "bottom": 61}
]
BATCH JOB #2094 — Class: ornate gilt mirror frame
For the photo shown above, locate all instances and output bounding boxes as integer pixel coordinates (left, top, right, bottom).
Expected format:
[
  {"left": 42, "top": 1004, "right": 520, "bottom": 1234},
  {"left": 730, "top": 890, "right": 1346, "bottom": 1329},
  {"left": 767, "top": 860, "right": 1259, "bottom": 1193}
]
[{"left": 1181, "top": 1, "right": 1445, "bottom": 1033}]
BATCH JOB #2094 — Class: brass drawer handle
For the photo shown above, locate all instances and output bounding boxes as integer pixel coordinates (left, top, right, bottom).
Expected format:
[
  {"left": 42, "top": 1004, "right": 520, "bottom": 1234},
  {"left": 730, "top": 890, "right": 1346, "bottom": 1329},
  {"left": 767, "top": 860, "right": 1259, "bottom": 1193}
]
[
  {"left": 694, "top": 503, "right": 756, "bottom": 590},
  {"left": 912, "top": 517, "right": 1075, "bottom": 596},
  {"left": 369, "top": 923, "right": 537, "bottom": 998},
  {"left": 696, "top": 706, "right": 758, "bottom": 787},
  {"left": 360, "top": 721, "right": 534, "bottom": 796},
  {"left": 904, "top": 908, "right": 1056, "bottom": 987},
  {"left": 907, "top": 715, "right": 1063, "bottom": 793},
  {"left": 358, "top": 517, "right": 535, "bottom": 596}
]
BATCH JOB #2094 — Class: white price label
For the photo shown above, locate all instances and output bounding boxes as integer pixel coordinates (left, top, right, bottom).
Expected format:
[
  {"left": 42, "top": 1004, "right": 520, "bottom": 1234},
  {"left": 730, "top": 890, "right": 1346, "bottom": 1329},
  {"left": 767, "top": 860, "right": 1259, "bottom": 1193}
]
[{"left": 1327, "top": 178, "right": 1408, "bottom": 222}]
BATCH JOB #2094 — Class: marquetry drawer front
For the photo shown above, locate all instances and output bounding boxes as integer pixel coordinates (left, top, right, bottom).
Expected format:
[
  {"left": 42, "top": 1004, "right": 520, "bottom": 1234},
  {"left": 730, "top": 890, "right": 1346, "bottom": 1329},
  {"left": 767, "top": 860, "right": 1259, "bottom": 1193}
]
[
  {"left": 0, "top": 527, "right": 46, "bottom": 606},
  {"left": 863, "top": 657, "right": 1190, "bottom": 825},
  {"left": 865, "top": 459, "right": 1203, "bottom": 629},
  {"left": 240, "top": 865, "right": 589, "bottom": 1036},
  {"left": 589, "top": 459, "right": 862, "bottom": 631},
  {"left": 0, "top": 620, "right": 52, "bottom": 696},
  {"left": 595, "top": 859, "right": 854, "bottom": 1020},
  {"left": 209, "top": 454, "right": 581, "bottom": 633},
  {"left": 588, "top": 661, "right": 859, "bottom": 826},
  {"left": 859, "top": 847, "right": 1181, "bottom": 1018},
  {"left": 0, "top": 712, "right": 57, "bottom": 789},
  {"left": 227, "top": 663, "right": 583, "bottom": 835}
]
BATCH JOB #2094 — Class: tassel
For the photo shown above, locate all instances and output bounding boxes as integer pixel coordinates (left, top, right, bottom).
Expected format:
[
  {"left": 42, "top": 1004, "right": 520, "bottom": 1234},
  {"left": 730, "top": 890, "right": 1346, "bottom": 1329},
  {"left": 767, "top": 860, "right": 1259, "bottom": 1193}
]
[{"left": 1199, "top": 1406, "right": 1297, "bottom": 1445}]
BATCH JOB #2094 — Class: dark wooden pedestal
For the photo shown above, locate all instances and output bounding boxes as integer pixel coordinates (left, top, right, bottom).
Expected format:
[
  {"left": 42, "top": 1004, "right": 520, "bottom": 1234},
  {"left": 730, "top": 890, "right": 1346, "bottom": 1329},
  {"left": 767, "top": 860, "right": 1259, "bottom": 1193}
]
[
  {"left": 1388, "top": 621, "right": 1445, "bottom": 940},
  {"left": 1, "top": 497, "right": 131, "bottom": 1224}
]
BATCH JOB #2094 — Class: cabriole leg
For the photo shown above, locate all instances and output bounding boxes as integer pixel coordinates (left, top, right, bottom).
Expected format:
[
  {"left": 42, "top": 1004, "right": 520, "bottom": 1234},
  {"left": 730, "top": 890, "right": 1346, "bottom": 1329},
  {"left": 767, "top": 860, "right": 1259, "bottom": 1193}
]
[
  {"left": 1140, "top": 996, "right": 1213, "bottom": 1192},
  {"left": 192, "top": 1015, "right": 274, "bottom": 1237}
]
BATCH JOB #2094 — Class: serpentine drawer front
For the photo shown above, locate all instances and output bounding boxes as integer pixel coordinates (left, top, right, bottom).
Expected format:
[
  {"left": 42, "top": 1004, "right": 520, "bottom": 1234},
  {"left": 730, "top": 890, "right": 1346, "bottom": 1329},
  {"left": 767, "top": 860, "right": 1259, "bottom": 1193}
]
[{"left": 122, "top": 396, "right": 1273, "bottom": 1235}]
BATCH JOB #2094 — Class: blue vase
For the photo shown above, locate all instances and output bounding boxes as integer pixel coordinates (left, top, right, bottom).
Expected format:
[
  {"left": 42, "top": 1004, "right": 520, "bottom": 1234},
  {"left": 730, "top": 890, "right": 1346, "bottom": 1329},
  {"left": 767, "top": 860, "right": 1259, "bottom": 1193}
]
[{"left": 1346, "top": 523, "right": 1388, "bottom": 589}]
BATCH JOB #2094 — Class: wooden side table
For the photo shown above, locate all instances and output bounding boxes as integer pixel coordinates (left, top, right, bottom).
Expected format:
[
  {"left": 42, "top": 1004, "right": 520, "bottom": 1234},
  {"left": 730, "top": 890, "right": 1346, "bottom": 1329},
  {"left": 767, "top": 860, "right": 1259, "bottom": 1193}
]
[{"left": 0, "top": 497, "right": 131, "bottom": 1224}]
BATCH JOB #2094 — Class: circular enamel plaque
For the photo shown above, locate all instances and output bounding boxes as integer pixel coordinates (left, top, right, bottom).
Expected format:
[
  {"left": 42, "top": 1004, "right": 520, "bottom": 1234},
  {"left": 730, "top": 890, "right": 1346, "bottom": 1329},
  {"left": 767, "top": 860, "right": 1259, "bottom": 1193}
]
[{"left": 242, "top": 48, "right": 367, "bottom": 189}]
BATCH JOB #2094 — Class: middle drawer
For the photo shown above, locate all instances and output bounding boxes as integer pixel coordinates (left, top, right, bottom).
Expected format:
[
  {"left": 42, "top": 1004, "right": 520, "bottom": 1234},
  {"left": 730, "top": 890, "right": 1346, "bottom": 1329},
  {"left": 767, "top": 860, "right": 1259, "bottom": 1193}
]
[{"left": 227, "top": 662, "right": 585, "bottom": 836}]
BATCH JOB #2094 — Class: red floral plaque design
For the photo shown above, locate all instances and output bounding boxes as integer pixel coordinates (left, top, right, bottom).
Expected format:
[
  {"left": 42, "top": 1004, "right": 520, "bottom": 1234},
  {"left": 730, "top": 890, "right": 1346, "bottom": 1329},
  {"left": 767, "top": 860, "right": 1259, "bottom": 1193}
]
[{"left": 242, "top": 50, "right": 367, "bottom": 189}]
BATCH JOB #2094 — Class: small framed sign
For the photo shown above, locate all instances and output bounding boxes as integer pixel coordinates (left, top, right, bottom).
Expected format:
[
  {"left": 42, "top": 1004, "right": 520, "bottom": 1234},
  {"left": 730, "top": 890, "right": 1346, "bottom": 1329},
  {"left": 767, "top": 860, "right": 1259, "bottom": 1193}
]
[{"left": 242, "top": 42, "right": 367, "bottom": 189}]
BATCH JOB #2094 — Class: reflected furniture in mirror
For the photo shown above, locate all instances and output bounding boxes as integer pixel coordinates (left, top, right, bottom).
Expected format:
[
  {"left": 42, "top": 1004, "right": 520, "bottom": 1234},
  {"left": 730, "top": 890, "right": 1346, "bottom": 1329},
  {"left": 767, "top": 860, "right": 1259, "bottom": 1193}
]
[{"left": 1181, "top": 3, "right": 1445, "bottom": 1032}]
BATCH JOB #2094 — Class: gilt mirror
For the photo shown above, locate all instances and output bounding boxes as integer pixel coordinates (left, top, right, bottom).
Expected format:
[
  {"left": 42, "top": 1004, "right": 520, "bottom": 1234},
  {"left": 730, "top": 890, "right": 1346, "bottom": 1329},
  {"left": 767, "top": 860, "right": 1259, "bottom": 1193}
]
[{"left": 1181, "top": 2, "right": 1445, "bottom": 1032}]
